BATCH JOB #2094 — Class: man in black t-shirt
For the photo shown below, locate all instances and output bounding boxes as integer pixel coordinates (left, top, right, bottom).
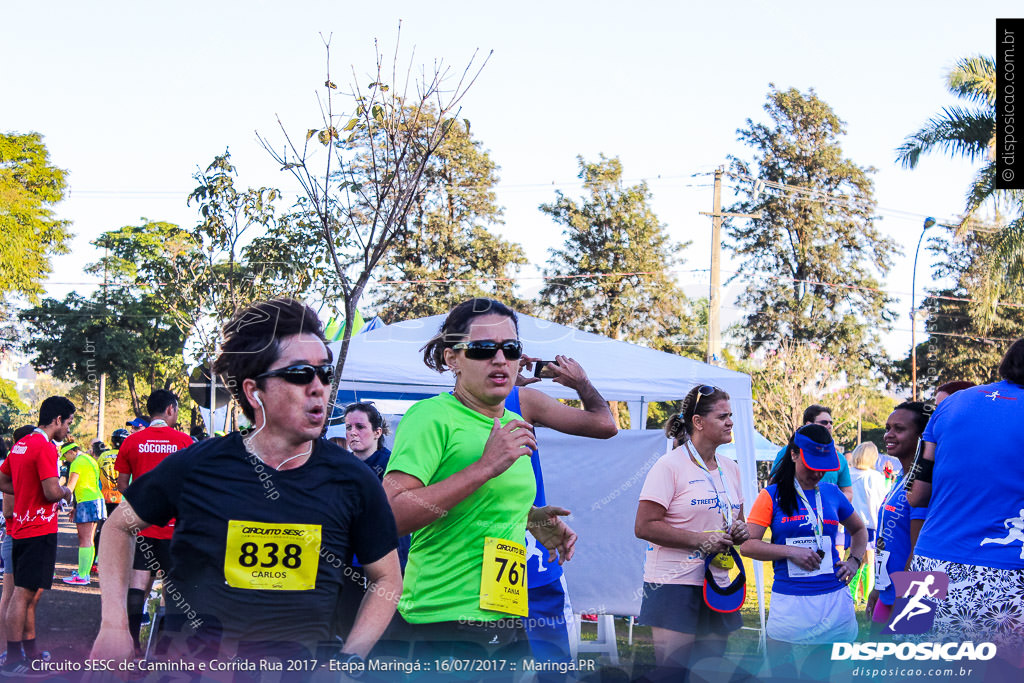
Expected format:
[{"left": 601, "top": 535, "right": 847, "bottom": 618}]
[{"left": 90, "top": 298, "right": 401, "bottom": 669}]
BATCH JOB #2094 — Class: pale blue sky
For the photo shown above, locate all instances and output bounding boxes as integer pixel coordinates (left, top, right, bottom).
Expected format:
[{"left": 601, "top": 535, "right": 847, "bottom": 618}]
[{"left": 2, "top": 1, "right": 1015, "bottom": 359}]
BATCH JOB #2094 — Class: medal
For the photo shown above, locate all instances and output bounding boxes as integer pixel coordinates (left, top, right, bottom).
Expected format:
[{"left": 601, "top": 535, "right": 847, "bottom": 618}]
[{"left": 793, "top": 480, "right": 827, "bottom": 558}]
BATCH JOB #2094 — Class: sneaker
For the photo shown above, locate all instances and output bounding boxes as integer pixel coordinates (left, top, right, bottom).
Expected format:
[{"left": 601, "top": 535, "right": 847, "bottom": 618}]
[
  {"left": 62, "top": 574, "right": 89, "bottom": 586},
  {"left": 0, "top": 653, "right": 5, "bottom": 667},
  {"left": 1, "top": 658, "right": 47, "bottom": 677}
]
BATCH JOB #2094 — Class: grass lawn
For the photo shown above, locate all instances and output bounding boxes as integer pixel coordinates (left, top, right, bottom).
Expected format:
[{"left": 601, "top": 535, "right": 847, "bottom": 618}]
[{"left": 579, "top": 547, "right": 877, "bottom": 679}]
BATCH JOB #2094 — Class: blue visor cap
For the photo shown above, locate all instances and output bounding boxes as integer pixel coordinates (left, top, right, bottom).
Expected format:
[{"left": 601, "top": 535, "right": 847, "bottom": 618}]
[
  {"left": 702, "top": 547, "right": 746, "bottom": 613},
  {"left": 794, "top": 431, "right": 840, "bottom": 472}
]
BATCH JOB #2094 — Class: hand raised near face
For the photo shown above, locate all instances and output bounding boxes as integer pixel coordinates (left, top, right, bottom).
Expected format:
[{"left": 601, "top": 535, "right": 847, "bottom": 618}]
[{"left": 478, "top": 419, "right": 536, "bottom": 479}]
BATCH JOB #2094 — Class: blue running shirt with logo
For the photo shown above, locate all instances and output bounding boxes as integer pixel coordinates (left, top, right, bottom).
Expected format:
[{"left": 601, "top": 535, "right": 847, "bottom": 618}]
[
  {"left": 916, "top": 380, "right": 1024, "bottom": 569},
  {"left": 747, "top": 482, "right": 854, "bottom": 596}
]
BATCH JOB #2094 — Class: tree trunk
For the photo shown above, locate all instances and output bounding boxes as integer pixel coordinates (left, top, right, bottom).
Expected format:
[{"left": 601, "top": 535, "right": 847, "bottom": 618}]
[
  {"left": 126, "top": 375, "right": 143, "bottom": 417},
  {"left": 607, "top": 400, "right": 623, "bottom": 430}
]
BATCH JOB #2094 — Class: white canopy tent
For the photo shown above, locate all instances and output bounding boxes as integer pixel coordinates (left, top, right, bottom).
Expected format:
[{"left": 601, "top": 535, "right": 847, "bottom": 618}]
[
  {"left": 718, "top": 429, "right": 784, "bottom": 463},
  {"left": 329, "top": 313, "right": 767, "bottom": 644}
]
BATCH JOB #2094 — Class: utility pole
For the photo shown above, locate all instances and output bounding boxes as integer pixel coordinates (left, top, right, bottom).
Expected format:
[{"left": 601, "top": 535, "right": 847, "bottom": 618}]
[
  {"left": 857, "top": 398, "right": 864, "bottom": 444},
  {"left": 700, "top": 168, "right": 761, "bottom": 365},
  {"left": 910, "top": 217, "right": 936, "bottom": 402},
  {"left": 97, "top": 238, "right": 108, "bottom": 440}
]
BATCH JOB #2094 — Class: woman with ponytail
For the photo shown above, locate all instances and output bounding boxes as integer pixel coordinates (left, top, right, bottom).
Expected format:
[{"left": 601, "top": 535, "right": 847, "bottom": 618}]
[
  {"left": 633, "top": 385, "right": 748, "bottom": 671},
  {"left": 742, "top": 423, "right": 867, "bottom": 647}
]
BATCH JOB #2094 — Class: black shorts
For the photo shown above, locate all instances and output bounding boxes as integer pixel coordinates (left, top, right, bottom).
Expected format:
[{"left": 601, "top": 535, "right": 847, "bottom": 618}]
[
  {"left": 638, "top": 582, "right": 742, "bottom": 636},
  {"left": 133, "top": 535, "right": 172, "bottom": 576},
  {"left": 380, "top": 613, "right": 530, "bottom": 667},
  {"left": 12, "top": 534, "right": 58, "bottom": 591}
]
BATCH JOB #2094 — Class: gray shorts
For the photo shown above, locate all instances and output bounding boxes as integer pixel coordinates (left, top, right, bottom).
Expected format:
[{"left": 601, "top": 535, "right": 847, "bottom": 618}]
[
  {"left": 1, "top": 532, "right": 11, "bottom": 575},
  {"left": 638, "top": 582, "right": 742, "bottom": 635}
]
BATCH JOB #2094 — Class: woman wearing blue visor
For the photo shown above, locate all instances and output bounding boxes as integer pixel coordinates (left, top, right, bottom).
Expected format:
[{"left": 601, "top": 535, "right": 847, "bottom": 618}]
[{"left": 743, "top": 423, "right": 867, "bottom": 650}]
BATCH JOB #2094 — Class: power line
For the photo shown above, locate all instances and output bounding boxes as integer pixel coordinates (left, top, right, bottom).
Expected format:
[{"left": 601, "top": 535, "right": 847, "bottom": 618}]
[{"left": 37, "top": 266, "right": 1024, "bottom": 313}]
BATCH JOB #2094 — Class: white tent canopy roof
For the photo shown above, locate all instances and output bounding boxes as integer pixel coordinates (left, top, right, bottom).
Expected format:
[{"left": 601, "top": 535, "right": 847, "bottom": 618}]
[
  {"left": 329, "top": 311, "right": 766, "bottom": 645},
  {"left": 333, "top": 312, "right": 752, "bottom": 403}
]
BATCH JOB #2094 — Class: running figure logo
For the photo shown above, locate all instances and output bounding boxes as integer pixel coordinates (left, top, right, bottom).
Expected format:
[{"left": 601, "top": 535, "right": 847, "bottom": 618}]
[
  {"left": 884, "top": 571, "right": 949, "bottom": 634},
  {"left": 980, "top": 508, "right": 1024, "bottom": 559}
]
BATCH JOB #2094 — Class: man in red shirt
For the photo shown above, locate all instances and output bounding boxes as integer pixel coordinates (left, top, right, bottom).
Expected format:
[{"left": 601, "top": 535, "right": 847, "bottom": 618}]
[
  {"left": 115, "top": 390, "right": 193, "bottom": 652},
  {"left": 0, "top": 396, "right": 74, "bottom": 676}
]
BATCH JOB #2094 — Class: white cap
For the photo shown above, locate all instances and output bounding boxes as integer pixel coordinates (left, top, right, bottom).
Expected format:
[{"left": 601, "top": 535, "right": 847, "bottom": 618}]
[{"left": 325, "top": 424, "right": 346, "bottom": 440}]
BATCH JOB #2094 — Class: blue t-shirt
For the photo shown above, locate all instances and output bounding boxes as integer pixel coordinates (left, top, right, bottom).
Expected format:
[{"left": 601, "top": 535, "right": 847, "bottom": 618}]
[
  {"left": 505, "top": 387, "right": 563, "bottom": 588},
  {"left": 770, "top": 445, "right": 851, "bottom": 488},
  {"left": 748, "top": 482, "right": 854, "bottom": 596},
  {"left": 875, "top": 479, "right": 928, "bottom": 606},
  {"left": 916, "top": 380, "right": 1024, "bottom": 569}
]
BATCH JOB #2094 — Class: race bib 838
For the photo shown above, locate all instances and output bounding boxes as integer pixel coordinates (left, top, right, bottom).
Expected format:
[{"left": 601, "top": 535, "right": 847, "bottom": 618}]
[{"left": 224, "top": 521, "right": 321, "bottom": 590}]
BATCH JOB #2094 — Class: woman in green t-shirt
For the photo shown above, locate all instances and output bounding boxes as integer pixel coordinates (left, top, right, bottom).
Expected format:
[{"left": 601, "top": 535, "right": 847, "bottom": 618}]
[
  {"left": 382, "top": 298, "right": 574, "bottom": 656},
  {"left": 60, "top": 443, "right": 107, "bottom": 586}
]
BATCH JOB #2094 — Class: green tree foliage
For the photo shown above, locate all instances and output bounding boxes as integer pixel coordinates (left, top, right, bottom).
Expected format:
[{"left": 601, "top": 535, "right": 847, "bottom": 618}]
[
  {"left": 538, "top": 154, "right": 701, "bottom": 429},
  {"left": 738, "top": 338, "right": 890, "bottom": 449},
  {"left": 90, "top": 152, "right": 293, "bottom": 359},
  {"left": 896, "top": 56, "right": 1013, "bottom": 224},
  {"left": 0, "top": 132, "right": 71, "bottom": 316},
  {"left": 897, "top": 56, "right": 1024, "bottom": 323},
  {"left": 258, "top": 36, "right": 490, "bottom": 410},
  {"left": 19, "top": 289, "right": 186, "bottom": 417},
  {"left": 538, "top": 155, "right": 702, "bottom": 355},
  {"left": 0, "top": 378, "right": 30, "bottom": 437},
  {"left": 726, "top": 86, "right": 897, "bottom": 377},
  {"left": 187, "top": 151, "right": 283, "bottom": 313},
  {"left": 375, "top": 118, "right": 526, "bottom": 320},
  {"left": 896, "top": 226, "right": 1024, "bottom": 393}
]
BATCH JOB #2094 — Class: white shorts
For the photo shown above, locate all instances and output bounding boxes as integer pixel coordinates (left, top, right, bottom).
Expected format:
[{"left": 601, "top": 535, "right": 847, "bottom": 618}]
[{"left": 767, "top": 587, "right": 858, "bottom": 644}]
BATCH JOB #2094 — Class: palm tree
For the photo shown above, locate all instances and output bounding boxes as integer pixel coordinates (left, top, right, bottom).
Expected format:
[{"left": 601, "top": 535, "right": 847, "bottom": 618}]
[{"left": 897, "top": 55, "right": 1024, "bottom": 324}]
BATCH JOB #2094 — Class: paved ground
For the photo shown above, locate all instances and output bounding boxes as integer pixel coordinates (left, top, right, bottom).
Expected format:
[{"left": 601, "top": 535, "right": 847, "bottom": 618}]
[{"left": 5, "top": 517, "right": 102, "bottom": 663}]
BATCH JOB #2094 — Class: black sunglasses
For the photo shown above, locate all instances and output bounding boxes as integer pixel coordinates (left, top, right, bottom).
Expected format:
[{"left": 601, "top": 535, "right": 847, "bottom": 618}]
[
  {"left": 255, "top": 363, "right": 334, "bottom": 386},
  {"left": 451, "top": 340, "right": 524, "bottom": 361}
]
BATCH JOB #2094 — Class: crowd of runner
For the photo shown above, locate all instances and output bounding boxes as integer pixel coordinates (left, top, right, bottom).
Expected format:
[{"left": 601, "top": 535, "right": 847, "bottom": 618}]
[{"left": 0, "top": 296, "right": 1021, "bottom": 681}]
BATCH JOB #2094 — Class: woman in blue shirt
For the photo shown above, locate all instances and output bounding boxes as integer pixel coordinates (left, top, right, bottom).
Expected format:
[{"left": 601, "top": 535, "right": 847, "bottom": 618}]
[
  {"left": 744, "top": 424, "right": 867, "bottom": 653},
  {"left": 865, "top": 401, "right": 930, "bottom": 626},
  {"left": 908, "top": 339, "right": 1024, "bottom": 650}
]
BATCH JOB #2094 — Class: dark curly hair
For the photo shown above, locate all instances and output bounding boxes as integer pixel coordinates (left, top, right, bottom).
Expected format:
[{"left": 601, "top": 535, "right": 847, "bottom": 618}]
[
  {"left": 421, "top": 298, "right": 519, "bottom": 372},
  {"left": 892, "top": 401, "right": 932, "bottom": 436},
  {"left": 213, "top": 298, "right": 329, "bottom": 422}
]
